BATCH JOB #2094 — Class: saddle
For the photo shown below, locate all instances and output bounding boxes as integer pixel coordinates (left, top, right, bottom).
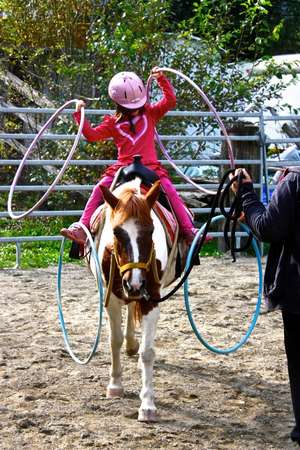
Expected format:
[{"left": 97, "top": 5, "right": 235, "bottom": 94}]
[
  {"left": 90, "top": 190, "right": 177, "bottom": 248},
  {"left": 91, "top": 154, "right": 179, "bottom": 247},
  {"left": 112, "top": 154, "right": 171, "bottom": 210}
]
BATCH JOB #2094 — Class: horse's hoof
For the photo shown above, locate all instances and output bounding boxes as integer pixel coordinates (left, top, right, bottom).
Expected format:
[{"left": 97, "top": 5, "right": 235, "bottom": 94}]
[
  {"left": 106, "top": 386, "right": 124, "bottom": 398},
  {"left": 126, "top": 341, "right": 139, "bottom": 356},
  {"left": 138, "top": 408, "right": 158, "bottom": 422}
]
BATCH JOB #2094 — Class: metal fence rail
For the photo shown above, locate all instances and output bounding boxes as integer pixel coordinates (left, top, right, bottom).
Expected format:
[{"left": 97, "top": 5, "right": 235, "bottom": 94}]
[{"left": 1, "top": 107, "right": 299, "bottom": 267}]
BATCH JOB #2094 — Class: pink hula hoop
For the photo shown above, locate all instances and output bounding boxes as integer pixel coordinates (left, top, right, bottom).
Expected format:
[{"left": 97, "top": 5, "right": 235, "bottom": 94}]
[
  {"left": 7, "top": 99, "right": 85, "bottom": 219},
  {"left": 147, "top": 67, "right": 235, "bottom": 195}
]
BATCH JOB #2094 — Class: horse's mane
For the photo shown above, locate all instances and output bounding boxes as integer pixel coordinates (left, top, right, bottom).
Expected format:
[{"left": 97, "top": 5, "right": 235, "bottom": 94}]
[{"left": 112, "top": 181, "right": 153, "bottom": 226}]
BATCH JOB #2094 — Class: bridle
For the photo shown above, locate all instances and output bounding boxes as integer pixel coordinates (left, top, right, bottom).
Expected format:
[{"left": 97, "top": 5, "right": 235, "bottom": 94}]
[
  {"left": 113, "top": 241, "right": 156, "bottom": 276},
  {"left": 104, "top": 240, "right": 161, "bottom": 307}
]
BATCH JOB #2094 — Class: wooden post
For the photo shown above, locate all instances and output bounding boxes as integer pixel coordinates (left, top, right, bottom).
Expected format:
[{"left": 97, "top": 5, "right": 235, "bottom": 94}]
[{"left": 221, "top": 120, "right": 260, "bottom": 181}]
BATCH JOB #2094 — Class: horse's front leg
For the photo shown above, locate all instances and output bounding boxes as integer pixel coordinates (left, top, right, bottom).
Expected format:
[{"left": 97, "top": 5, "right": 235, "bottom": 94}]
[
  {"left": 125, "top": 302, "right": 139, "bottom": 356},
  {"left": 138, "top": 305, "right": 160, "bottom": 422},
  {"left": 106, "top": 295, "right": 124, "bottom": 398}
]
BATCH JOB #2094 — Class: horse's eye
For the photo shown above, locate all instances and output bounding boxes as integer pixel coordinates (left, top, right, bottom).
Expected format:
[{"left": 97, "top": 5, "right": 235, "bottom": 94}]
[
  {"left": 113, "top": 226, "right": 122, "bottom": 238},
  {"left": 113, "top": 227, "right": 130, "bottom": 245},
  {"left": 140, "top": 225, "right": 154, "bottom": 235}
]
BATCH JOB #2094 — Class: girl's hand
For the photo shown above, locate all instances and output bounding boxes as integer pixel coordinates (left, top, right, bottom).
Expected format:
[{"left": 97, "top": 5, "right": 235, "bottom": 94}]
[
  {"left": 75, "top": 100, "right": 86, "bottom": 112},
  {"left": 151, "top": 66, "right": 163, "bottom": 79}
]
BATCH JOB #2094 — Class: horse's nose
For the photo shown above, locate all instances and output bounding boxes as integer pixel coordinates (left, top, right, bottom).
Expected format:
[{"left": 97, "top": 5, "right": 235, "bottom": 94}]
[
  {"left": 122, "top": 271, "right": 145, "bottom": 295},
  {"left": 122, "top": 277, "right": 133, "bottom": 294},
  {"left": 130, "top": 271, "right": 146, "bottom": 291}
]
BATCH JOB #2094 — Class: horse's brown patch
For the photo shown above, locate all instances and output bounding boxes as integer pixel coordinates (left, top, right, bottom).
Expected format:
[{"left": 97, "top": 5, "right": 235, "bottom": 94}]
[
  {"left": 111, "top": 187, "right": 154, "bottom": 271},
  {"left": 101, "top": 246, "right": 112, "bottom": 285},
  {"left": 102, "top": 246, "right": 124, "bottom": 300},
  {"left": 134, "top": 259, "right": 162, "bottom": 322},
  {"left": 111, "top": 188, "right": 153, "bottom": 227}
]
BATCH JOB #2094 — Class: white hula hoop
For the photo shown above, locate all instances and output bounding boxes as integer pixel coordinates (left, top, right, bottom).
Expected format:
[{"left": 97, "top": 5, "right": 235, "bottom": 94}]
[
  {"left": 147, "top": 67, "right": 235, "bottom": 195},
  {"left": 7, "top": 99, "right": 85, "bottom": 220}
]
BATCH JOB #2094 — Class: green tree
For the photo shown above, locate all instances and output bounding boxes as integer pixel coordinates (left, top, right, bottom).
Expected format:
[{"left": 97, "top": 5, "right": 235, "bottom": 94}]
[
  {"left": 170, "top": 0, "right": 195, "bottom": 21},
  {"left": 185, "top": 0, "right": 283, "bottom": 61},
  {"left": 0, "top": 0, "right": 174, "bottom": 212},
  {"left": 267, "top": 0, "right": 300, "bottom": 54},
  {"left": 0, "top": 0, "right": 296, "bottom": 202},
  {"left": 0, "top": 0, "right": 171, "bottom": 102}
]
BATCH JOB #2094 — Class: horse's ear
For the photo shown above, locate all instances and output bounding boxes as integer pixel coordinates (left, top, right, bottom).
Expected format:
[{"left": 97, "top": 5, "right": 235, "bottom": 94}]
[
  {"left": 145, "top": 180, "right": 161, "bottom": 209},
  {"left": 99, "top": 185, "right": 119, "bottom": 209}
]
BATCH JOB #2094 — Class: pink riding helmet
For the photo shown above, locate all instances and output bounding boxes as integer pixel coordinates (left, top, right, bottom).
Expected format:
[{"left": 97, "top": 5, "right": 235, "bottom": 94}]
[{"left": 108, "top": 71, "right": 147, "bottom": 109}]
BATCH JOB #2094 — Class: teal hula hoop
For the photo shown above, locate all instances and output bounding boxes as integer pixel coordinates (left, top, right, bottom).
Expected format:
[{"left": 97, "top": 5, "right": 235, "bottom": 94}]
[
  {"left": 184, "top": 215, "right": 263, "bottom": 354},
  {"left": 56, "top": 223, "right": 104, "bottom": 365}
]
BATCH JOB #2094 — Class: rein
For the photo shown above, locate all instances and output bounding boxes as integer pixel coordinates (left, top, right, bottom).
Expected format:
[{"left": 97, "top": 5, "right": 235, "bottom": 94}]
[{"left": 153, "top": 169, "right": 253, "bottom": 303}]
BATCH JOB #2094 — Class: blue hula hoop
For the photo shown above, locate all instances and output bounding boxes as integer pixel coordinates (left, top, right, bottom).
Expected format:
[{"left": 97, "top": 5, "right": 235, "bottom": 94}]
[
  {"left": 56, "top": 223, "right": 104, "bottom": 364},
  {"left": 184, "top": 215, "right": 263, "bottom": 354}
]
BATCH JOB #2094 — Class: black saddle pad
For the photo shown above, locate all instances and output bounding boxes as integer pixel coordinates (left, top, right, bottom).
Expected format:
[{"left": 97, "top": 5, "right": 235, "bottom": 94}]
[{"left": 114, "top": 155, "right": 171, "bottom": 210}]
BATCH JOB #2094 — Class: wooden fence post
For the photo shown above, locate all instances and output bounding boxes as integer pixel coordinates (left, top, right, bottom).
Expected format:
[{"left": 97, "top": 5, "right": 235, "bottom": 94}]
[{"left": 221, "top": 120, "right": 260, "bottom": 180}]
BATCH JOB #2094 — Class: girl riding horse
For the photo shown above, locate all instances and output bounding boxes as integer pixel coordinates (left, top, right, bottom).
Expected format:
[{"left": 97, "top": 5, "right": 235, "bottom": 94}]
[{"left": 61, "top": 67, "right": 197, "bottom": 245}]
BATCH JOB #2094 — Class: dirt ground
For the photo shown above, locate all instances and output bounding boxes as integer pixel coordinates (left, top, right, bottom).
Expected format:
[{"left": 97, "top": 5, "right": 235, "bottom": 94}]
[{"left": 1, "top": 256, "right": 299, "bottom": 450}]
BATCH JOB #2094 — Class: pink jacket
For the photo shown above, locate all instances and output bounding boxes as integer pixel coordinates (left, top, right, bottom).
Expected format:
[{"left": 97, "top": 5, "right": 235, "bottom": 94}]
[{"left": 73, "top": 74, "right": 176, "bottom": 178}]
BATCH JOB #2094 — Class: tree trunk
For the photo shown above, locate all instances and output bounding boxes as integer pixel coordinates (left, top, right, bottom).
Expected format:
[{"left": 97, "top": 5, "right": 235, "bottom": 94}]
[{"left": 0, "top": 68, "right": 56, "bottom": 108}]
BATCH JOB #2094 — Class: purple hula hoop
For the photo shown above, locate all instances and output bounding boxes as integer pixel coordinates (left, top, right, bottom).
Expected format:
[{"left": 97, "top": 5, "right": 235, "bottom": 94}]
[
  {"left": 146, "top": 67, "right": 235, "bottom": 195},
  {"left": 7, "top": 99, "right": 85, "bottom": 220}
]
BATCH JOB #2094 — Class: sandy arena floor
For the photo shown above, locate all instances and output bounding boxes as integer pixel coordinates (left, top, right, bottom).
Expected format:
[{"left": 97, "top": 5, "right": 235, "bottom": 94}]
[{"left": 1, "top": 256, "right": 298, "bottom": 449}]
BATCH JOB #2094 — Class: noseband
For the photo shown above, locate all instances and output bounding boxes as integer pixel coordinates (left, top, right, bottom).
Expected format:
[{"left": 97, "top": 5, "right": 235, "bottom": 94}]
[{"left": 113, "top": 241, "right": 155, "bottom": 275}]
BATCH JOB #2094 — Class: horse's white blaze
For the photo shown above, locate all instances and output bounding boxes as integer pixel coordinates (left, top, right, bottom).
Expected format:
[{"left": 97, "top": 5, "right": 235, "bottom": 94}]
[{"left": 122, "top": 219, "right": 143, "bottom": 289}]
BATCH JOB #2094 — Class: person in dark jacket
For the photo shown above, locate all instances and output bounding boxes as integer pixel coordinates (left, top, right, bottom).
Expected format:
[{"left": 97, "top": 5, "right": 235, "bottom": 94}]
[{"left": 231, "top": 166, "right": 300, "bottom": 446}]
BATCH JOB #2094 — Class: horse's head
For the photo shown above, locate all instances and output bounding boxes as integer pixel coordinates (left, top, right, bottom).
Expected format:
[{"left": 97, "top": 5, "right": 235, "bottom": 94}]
[{"left": 100, "top": 180, "right": 161, "bottom": 300}]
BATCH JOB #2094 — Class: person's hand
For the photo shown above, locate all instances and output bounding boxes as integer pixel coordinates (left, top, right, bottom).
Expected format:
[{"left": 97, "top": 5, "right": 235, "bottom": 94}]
[
  {"left": 151, "top": 66, "right": 163, "bottom": 79},
  {"left": 75, "top": 100, "right": 86, "bottom": 112},
  {"left": 229, "top": 168, "right": 252, "bottom": 193}
]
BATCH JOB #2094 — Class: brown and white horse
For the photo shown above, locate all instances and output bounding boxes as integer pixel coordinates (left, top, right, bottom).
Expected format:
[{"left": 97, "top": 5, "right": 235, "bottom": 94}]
[{"left": 90, "top": 178, "right": 176, "bottom": 422}]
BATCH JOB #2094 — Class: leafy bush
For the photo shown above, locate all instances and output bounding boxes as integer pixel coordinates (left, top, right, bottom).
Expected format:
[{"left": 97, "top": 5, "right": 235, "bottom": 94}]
[{"left": 0, "top": 217, "right": 77, "bottom": 268}]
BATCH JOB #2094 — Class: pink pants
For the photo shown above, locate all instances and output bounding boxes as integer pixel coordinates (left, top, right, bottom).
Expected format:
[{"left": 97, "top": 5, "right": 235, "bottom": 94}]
[{"left": 80, "top": 175, "right": 194, "bottom": 234}]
